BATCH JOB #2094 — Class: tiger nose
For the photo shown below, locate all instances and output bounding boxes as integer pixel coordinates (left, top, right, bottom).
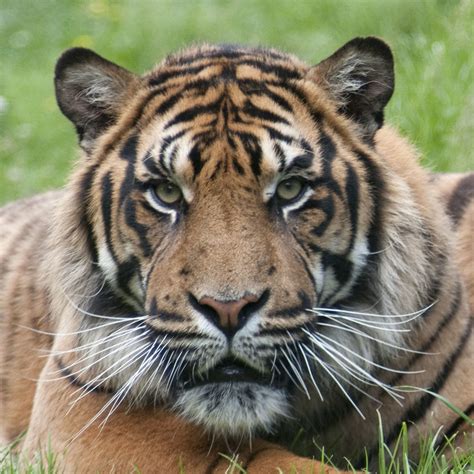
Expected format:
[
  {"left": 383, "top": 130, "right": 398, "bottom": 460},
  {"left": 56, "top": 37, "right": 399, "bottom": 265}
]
[{"left": 198, "top": 294, "right": 259, "bottom": 332}]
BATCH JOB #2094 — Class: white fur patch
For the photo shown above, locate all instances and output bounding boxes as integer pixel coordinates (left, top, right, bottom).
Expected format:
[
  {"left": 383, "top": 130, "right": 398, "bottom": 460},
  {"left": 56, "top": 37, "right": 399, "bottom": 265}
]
[{"left": 174, "top": 383, "right": 290, "bottom": 438}]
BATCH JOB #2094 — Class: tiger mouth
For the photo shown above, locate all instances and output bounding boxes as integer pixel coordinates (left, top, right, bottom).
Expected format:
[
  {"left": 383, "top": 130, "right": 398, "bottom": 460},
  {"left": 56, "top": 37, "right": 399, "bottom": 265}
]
[{"left": 182, "top": 358, "right": 287, "bottom": 389}]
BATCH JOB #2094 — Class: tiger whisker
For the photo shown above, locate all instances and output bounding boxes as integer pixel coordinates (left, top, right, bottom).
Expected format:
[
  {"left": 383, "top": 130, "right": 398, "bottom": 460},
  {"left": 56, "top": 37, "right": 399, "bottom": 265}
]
[
  {"left": 18, "top": 316, "right": 145, "bottom": 337},
  {"left": 68, "top": 342, "right": 152, "bottom": 408},
  {"left": 281, "top": 344, "right": 310, "bottom": 399},
  {"left": 278, "top": 350, "right": 309, "bottom": 398},
  {"left": 37, "top": 320, "right": 145, "bottom": 357},
  {"left": 135, "top": 337, "right": 170, "bottom": 404},
  {"left": 45, "top": 331, "right": 149, "bottom": 379},
  {"left": 66, "top": 348, "right": 153, "bottom": 446},
  {"left": 299, "top": 342, "right": 380, "bottom": 405},
  {"left": 62, "top": 288, "right": 148, "bottom": 321},
  {"left": 310, "top": 307, "right": 431, "bottom": 327},
  {"left": 301, "top": 344, "right": 365, "bottom": 419},
  {"left": 316, "top": 331, "right": 425, "bottom": 375},
  {"left": 296, "top": 343, "right": 324, "bottom": 401},
  {"left": 312, "top": 312, "right": 411, "bottom": 333},
  {"left": 99, "top": 341, "right": 160, "bottom": 429},
  {"left": 316, "top": 319, "right": 437, "bottom": 355},
  {"left": 312, "top": 302, "right": 435, "bottom": 319},
  {"left": 60, "top": 277, "right": 107, "bottom": 300},
  {"left": 164, "top": 350, "right": 188, "bottom": 393},
  {"left": 36, "top": 334, "right": 149, "bottom": 385},
  {"left": 309, "top": 334, "right": 404, "bottom": 404}
]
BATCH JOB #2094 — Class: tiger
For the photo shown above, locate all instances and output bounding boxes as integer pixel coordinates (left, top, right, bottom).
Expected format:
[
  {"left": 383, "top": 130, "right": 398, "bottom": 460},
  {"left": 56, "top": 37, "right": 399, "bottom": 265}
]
[{"left": 0, "top": 36, "right": 473, "bottom": 473}]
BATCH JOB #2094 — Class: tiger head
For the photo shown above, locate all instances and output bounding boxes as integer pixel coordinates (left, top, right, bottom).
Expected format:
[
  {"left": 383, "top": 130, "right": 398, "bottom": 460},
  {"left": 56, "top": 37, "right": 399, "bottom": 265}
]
[{"left": 52, "top": 38, "right": 438, "bottom": 439}]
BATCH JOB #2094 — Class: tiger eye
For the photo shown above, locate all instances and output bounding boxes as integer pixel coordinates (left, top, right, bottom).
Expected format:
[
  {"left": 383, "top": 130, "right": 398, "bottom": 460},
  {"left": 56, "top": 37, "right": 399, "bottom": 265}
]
[
  {"left": 154, "top": 182, "right": 182, "bottom": 205},
  {"left": 276, "top": 177, "right": 304, "bottom": 202}
]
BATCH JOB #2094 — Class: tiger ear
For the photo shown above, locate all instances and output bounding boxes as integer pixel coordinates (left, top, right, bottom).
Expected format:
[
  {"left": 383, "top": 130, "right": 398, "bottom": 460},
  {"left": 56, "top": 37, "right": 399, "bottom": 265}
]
[
  {"left": 309, "top": 37, "right": 394, "bottom": 141},
  {"left": 55, "top": 48, "right": 137, "bottom": 151}
]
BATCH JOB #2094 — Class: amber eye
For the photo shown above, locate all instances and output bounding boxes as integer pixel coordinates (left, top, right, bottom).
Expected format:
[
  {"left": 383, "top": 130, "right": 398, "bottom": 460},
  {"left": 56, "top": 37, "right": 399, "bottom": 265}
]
[
  {"left": 276, "top": 177, "right": 305, "bottom": 202},
  {"left": 153, "top": 181, "right": 182, "bottom": 205}
]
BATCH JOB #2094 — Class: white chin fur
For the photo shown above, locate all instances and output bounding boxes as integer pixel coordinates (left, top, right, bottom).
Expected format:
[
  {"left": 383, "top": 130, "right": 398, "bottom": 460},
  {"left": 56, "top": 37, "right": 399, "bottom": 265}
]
[{"left": 173, "top": 383, "right": 290, "bottom": 438}]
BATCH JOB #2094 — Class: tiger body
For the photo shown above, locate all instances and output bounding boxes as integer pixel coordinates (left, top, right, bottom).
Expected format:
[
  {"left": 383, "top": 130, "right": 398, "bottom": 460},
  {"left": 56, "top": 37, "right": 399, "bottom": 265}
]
[{"left": 0, "top": 39, "right": 473, "bottom": 472}]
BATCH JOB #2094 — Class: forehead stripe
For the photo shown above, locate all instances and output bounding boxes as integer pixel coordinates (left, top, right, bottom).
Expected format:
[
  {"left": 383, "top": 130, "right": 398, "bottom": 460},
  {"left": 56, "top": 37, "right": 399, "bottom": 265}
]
[
  {"left": 242, "top": 101, "right": 290, "bottom": 125},
  {"left": 119, "top": 135, "right": 138, "bottom": 207},
  {"left": 238, "top": 132, "right": 262, "bottom": 178},
  {"left": 163, "top": 98, "right": 222, "bottom": 130}
]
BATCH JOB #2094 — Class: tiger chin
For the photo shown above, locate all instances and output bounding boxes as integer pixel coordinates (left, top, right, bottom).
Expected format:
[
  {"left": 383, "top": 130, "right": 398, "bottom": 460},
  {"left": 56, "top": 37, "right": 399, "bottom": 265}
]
[{"left": 1, "top": 36, "right": 473, "bottom": 473}]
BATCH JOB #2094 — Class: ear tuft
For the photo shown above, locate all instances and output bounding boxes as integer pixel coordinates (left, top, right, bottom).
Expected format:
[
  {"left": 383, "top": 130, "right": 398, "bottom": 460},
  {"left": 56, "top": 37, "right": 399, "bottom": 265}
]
[
  {"left": 310, "top": 37, "right": 394, "bottom": 141},
  {"left": 55, "top": 48, "right": 136, "bottom": 151}
]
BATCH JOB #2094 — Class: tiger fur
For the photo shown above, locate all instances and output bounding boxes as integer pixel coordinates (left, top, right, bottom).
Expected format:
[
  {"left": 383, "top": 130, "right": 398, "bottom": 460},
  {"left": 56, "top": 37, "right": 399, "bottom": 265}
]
[{"left": 0, "top": 37, "right": 473, "bottom": 472}]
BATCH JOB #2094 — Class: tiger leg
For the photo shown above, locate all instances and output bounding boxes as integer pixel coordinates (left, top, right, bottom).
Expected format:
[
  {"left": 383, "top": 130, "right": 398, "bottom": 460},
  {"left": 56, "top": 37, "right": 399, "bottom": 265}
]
[{"left": 22, "top": 357, "right": 355, "bottom": 473}]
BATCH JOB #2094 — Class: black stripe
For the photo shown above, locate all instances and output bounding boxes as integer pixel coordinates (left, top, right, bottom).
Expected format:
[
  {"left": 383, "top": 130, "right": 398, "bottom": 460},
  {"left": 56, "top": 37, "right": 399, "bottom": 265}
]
[
  {"left": 258, "top": 87, "right": 293, "bottom": 113},
  {"left": 383, "top": 314, "right": 472, "bottom": 449},
  {"left": 344, "top": 161, "right": 359, "bottom": 253},
  {"left": 77, "top": 165, "right": 100, "bottom": 262},
  {"left": 149, "top": 63, "right": 217, "bottom": 87},
  {"left": 264, "top": 126, "right": 294, "bottom": 143},
  {"left": 148, "top": 296, "right": 186, "bottom": 322},
  {"left": 239, "top": 133, "right": 262, "bottom": 178},
  {"left": 443, "top": 403, "right": 474, "bottom": 440},
  {"left": 119, "top": 135, "right": 138, "bottom": 207},
  {"left": 288, "top": 152, "right": 314, "bottom": 172},
  {"left": 355, "top": 150, "right": 384, "bottom": 255},
  {"left": 98, "top": 85, "right": 171, "bottom": 159},
  {"left": 238, "top": 80, "right": 294, "bottom": 113},
  {"left": 56, "top": 357, "right": 114, "bottom": 394},
  {"left": 318, "top": 130, "right": 336, "bottom": 169},
  {"left": 242, "top": 100, "right": 290, "bottom": 125},
  {"left": 116, "top": 256, "right": 141, "bottom": 302},
  {"left": 242, "top": 447, "right": 275, "bottom": 471},
  {"left": 158, "top": 130, "right": 188, "bottom": 173},
  {"left": 288, "top": 237, "right": 319, "bottom": 296},
  {"left": 143, "top": 149, "right": 162, "bottom": 176},
  {"left": 389, "top": 283, "right": 461, "bottom": 386},
  {"left": 296, "top": 195, "right": 334, "bottom": 236},
  {"left": 101, "top": 172, "right": 117, "bottom": 263},
  {"left": 232, "top": 158, "right": 245, "bottom": 175},
  {"left": 189, "top": 143, "right": 204, "bottom": 177},
  {"left": 321, "top": 251, "right": 353, "bottom": 286},
  {"left": 204, "top": 455, "right": 223, "bottom": 474},
  {"left": 164, "top": 99, "right": 222, "bottom": 130},
  {"left": 446, "top": 173, "right": 474, "bottom": 225},
  {"left": 169, "top": 47, "right": 291, "bottom": 67},
  {"left": 123, "top": 198, "right": 152, "bottom": 257},
  {"left": 268, "top": 304, "right": 308, "bottom": 319},
  {"left": 317, "top": 131, "right": 343, "bottom": 198},
  {"left": 238, "top": 59, "right": 302, "bottom": 80},
  {"left": 155, "top": 91, "right": 185, "bottom": 117},
  {"left": 148, "top": 327, "right": 207, "bottom": 340}
]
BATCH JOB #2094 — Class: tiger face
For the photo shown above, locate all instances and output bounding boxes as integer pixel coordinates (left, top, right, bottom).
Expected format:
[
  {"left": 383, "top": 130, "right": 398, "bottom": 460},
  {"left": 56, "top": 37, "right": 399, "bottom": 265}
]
[{"left": 53, "top": 38, "right": 421, "bottom": 439}]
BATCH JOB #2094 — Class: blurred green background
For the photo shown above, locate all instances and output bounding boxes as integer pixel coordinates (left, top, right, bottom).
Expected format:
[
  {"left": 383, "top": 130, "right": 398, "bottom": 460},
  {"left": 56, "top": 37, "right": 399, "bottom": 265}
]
[{"left": 1, "top": 0, "right": 472, "bottom": 205}]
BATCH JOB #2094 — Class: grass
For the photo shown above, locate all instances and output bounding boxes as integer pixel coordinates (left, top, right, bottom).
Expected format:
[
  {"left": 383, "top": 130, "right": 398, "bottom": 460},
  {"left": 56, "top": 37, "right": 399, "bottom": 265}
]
[
  {"left": 1, "top": 426, "right": 473, "bottom": 473},
  {"left": 0, "top": 1, "right": 473, "bottom": 472},
  {"left": 0, "top": 0, "right": 473, "bottom": 205}
]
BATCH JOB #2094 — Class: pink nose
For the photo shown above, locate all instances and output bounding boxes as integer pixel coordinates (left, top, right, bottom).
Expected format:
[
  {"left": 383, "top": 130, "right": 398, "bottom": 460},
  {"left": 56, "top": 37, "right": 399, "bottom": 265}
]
[{"left": 198, "top": 294, "right": 259, "bottom": 330}]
